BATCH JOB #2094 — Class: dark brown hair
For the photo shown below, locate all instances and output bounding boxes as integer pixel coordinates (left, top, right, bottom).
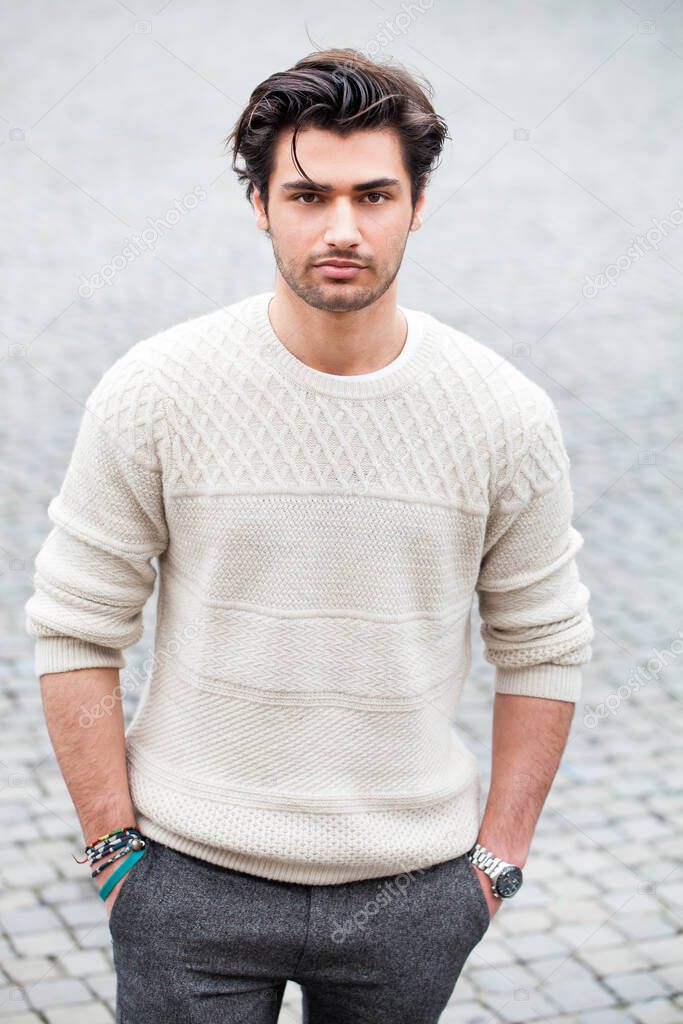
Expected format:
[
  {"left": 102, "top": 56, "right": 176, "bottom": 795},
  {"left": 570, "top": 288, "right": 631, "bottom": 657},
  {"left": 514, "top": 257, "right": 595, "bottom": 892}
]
[{"left": 223, "top": 47, "right": 450, "bottom": 215}]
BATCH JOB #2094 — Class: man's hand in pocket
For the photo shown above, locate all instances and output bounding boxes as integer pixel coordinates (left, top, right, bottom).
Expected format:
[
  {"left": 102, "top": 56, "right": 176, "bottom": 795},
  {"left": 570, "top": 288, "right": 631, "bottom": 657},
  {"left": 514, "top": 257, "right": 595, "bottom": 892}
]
[
  {"left": 471, "top": 863, "right": 502, "bottom": 923},
  {"left": 95, "top": 855, "right": 134, "bottom": 918}
]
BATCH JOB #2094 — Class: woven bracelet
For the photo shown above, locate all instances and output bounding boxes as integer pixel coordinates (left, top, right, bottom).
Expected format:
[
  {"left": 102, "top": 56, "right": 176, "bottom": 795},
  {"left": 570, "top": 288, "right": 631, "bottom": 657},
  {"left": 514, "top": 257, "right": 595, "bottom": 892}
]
[{"left": 98, "top": 845, "right": 146, "bottom": 902}]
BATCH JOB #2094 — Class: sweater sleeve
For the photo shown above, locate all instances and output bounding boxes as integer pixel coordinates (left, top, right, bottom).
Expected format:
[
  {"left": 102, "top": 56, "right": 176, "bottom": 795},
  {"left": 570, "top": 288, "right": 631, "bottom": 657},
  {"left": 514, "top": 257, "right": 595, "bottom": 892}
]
[
  {"left": 24, "top": 355, "right": 169, "bottom": 676},
  {"left": 474, "top": 397, "right": 594, "bottom": 703}
]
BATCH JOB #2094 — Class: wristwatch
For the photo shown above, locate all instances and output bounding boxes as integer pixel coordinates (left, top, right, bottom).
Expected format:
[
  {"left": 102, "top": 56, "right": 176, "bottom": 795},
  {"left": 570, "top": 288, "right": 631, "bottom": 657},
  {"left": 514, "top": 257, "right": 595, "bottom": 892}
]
[{"left": 468, "top": 842, "right": 524, "bottom": 900}]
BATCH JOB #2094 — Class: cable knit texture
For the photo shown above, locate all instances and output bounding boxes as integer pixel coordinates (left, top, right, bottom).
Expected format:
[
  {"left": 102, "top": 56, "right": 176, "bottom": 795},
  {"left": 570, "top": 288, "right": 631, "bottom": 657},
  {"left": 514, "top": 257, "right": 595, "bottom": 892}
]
[{"left": 24, "top": 291, "right": 594, "bottom": 884}]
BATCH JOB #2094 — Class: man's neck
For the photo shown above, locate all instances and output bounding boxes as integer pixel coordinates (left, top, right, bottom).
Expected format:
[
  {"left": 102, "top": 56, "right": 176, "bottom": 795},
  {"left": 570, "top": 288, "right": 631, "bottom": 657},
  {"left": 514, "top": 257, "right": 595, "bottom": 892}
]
[{"left": 267, "top": 286, "right": 408, "bottom": 376}]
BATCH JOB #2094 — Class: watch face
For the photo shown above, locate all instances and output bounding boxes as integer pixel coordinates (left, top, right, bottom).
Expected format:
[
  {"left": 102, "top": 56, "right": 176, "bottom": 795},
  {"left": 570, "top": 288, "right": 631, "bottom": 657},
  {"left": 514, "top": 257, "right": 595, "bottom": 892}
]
[{"left": 495, "top": 865, "right": 523, "bottom": 898}]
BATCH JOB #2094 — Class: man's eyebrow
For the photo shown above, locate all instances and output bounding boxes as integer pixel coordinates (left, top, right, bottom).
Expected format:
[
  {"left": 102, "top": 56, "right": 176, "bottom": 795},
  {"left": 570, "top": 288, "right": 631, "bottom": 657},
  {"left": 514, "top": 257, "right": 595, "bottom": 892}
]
[{"left": 280, "top": 178, "right": 402, "bottom": 193}]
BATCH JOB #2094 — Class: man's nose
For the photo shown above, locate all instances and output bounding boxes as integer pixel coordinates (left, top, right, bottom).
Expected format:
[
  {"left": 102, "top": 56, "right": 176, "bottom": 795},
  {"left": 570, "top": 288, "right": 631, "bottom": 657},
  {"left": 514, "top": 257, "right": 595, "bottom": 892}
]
[{"left": 323, "top": 199, "right": 363, "bottom": 248}]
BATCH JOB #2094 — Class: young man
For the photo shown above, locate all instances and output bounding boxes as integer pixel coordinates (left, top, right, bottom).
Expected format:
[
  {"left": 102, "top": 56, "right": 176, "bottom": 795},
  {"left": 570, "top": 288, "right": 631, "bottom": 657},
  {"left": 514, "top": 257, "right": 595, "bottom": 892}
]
[{"left": 25, "top": 47, "right": 593, "bottom": 1024}]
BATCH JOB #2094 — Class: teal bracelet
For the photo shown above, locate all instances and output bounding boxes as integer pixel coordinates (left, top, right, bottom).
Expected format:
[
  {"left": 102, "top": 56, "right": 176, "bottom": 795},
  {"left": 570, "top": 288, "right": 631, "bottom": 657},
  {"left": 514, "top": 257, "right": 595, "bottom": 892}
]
[{"left": 99, "top": 846, "right": 146, "bottom": 902}]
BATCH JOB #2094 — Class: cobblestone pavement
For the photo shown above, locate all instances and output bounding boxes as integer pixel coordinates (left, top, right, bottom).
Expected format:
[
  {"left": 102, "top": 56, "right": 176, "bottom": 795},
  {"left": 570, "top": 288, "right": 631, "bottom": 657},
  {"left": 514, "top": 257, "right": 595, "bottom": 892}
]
[{"left": 2, "top": 1, "right": 682, "bottom": 1021}]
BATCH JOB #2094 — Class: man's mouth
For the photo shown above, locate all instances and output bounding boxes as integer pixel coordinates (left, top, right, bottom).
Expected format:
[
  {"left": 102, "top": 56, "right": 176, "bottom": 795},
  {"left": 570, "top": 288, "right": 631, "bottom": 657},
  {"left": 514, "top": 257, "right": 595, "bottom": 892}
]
[{"left": 314, "top": 260, "right": 367, "bottom": 280}]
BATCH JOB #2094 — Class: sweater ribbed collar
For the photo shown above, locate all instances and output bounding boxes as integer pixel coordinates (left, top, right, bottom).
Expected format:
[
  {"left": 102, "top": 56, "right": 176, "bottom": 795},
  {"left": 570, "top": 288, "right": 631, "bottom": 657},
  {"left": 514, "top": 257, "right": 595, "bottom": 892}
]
[{"left": 247, "top": 290, "right": 437, "bottom": 400}]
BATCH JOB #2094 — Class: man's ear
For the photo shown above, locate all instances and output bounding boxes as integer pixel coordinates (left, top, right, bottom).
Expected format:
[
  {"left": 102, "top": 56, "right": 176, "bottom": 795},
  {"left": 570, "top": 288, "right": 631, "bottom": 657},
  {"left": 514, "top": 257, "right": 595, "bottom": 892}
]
[
  {"left": 253, "top": 187, "right": 269, "bottom": 234},
  {"left": 410, "top": 185, "right": 427, "bottom": 232}
]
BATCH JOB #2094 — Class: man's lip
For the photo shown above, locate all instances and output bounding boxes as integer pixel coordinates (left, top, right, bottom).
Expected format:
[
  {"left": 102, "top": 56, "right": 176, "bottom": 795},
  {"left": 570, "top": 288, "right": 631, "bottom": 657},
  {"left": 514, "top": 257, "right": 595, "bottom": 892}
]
[{"left": 315, "top": 261, "right": 367, "bottom": 268}]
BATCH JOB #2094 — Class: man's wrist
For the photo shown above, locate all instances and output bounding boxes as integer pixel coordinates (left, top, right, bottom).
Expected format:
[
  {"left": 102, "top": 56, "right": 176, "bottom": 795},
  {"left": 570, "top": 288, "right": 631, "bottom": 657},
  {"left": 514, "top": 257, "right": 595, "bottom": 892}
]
[
  {"left": 472, "top": 835, "right": 529, "bottom": 868},
  {"left": 470, "top": 837, "right": 527, "bottom": 900},
  {"left": 82, "top": 820, "right": 140, "bottom": 892},
  {"left": 81, "top": 809, "right": 138, "bottom": 848}
]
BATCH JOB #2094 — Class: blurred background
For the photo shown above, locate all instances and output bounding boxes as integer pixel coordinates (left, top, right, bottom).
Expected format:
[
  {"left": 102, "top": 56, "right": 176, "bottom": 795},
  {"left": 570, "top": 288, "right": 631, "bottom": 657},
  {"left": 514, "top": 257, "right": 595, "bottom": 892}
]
[{"left": 1, "top": 1, "right": 682, "bottom": 1021}]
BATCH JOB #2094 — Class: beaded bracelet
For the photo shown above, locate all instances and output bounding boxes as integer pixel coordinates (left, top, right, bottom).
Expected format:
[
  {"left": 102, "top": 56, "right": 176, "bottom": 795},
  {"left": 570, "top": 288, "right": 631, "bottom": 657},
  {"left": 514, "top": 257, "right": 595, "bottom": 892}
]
[{"left": 75, "top": 825, "right": 148, "bottom": 903}]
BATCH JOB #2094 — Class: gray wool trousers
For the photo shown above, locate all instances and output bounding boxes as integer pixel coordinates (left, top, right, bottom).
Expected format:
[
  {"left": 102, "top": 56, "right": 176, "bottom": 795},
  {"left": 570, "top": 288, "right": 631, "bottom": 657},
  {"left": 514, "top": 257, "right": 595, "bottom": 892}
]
[{"left": 108, "top": 833, "right": 491, "bottom": 1023}]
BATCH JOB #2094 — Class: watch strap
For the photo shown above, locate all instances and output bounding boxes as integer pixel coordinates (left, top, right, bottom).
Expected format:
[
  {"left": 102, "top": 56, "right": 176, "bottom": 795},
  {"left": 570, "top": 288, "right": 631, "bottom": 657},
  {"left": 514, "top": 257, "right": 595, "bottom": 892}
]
[{"left": 469, "top": 842, "right": 510, "bottom": 883}]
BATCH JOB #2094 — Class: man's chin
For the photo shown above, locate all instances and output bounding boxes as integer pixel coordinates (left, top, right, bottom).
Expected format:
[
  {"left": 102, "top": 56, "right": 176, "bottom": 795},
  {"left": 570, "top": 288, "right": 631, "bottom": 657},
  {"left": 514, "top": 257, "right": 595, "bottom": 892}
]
[{"left": 295, "top": 279, "right": 384, "bottom": 314}]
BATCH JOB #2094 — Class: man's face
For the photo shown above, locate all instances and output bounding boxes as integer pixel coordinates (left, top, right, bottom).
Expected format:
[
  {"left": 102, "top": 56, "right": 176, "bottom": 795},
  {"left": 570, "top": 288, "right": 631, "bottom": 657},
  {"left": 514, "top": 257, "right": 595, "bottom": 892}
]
[{"left": 253, "top": 127, "right": 425, "bottom": 313}]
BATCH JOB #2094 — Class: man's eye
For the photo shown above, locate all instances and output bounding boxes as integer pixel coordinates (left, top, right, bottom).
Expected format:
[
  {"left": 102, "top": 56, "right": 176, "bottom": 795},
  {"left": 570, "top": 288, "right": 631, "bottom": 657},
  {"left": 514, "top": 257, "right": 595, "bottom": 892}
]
[{"left": 292, "top": 193, "right": 390, "bottom": 204}]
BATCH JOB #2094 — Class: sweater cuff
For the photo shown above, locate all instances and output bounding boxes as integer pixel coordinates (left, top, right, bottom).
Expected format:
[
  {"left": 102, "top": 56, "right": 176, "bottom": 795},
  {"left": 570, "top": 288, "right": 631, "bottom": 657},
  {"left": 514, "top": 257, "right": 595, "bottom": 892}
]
[
  {"left": 34, "top": 636, "right": 125, "bottom": 676},
  {"left": 494, "top": 663, "right": 583, "bottom": 702}
]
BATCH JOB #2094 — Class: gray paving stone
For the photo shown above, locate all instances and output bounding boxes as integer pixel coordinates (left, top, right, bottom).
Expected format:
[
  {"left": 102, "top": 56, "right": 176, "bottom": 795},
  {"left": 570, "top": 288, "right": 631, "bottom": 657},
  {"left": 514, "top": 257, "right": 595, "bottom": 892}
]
[
  {"left": 22, "top": 977, "right": 92, "bottom": 1011},
  {"left": 469, "top": 963, "right": 539, "bottom": 994},
  {"left": 0, "top": 808, "right": 28, "bottom": 827},
  {"left": 601, "top": 871, "right": 648, "bottom": 894},
  {"left": 619, "top": 817, "right": 674, "bottom": 842},
  {"left": 608, "top": 844, "right": 655, "bottom": 869},
  {"left": 58, "top": 949, "right": 109, "bottom": 978},
  {"left": 0, "top": 1014, "right": 44, "bottom": 1023},
  {"left": 1, "top": 828, "right": 40, "bottom": 846},
  {"left": 613, "top": 913, "right": 680, "bottom": 942},
  {"left": 551, "top": 898, "right": 612, "bottom": 924},
  {"left": 497, "top": 907, "right": 556, "bottom": 932},
  {"left": 579, "top": 945, "right": 653, "bottom": 975},
  {"left": 628, "top": 1000, "right": 683, "bottom": 1024},
  {"left": 649, "top": 795, "right": 682, "bottom": 816},
  {"left": 0, "top": 987, "right": 31, "bottom": 1017},
  {"left": 0, "top": 850, "right": 26, "bottom": 871},
  {"left": 602, "top": 889, "right": 663, "bottom": 917},
  {"left": 540, "top": 977, "right": 617, "bottom": 1013},
  {"left": 511, "top": 932, "right": 573, "bottom": 961},
  {"left": 71, "top": 924, "right": 112, "bottom": 951},
  {"left": 576, "top": 1010, "right": 637, "bottom": 1024},
  {"left": 637, "top": 935, "right": 683, "bottom": 967},
  {"left": 470, "top": 938, "right": 517, "bottom": 967},
  {"left": 654, "top": 963, "right": 683, "bottom": 992},
  {"left": 663, "top": 837, "right": 683, "bottom": 860},
  {"left": 85, "top": 971, "right": 116, "bottom": 1002},
  {"left": 659, "top": 880, "right": 683, "bottom": 910},
  {"left": 2, "top": 861, "right": 60, "bottom": 889},
  {"left": 603, "top": 971, "right": 672, "bottom": 1003},
  {"left": 449, "top": 975, "right": 476, "bottom": 1002},
  {"left": 10, "top": 931, "right": 74, "bottom": 959},
  {"left": 505, "top": 882, "right": 550, "bottom": 910},
  {"left": 542, "top": 958, "right": 600, "bottom": 984},
  {"left": 0, "top": 959, "right": 52, "bottom": 985},
  {"left": 57, "top": 899, "right": 104, "bottom": 929},
  {"left": 495, "top": 988, "right": 560, "bottom": 1022},
  {"left": 44, "top": 1004, "right": 114, "bottom": 1024},
  {"left": 0, "top": 897, "right": 36, "bottom": 918},
  {"left": 439, "top": 1000, "right": 499, "bottom": 1023},
  {"left": 38, "top": 881, "right": 93, "bottom": 904},
  {"left": 0, "top": 908, "right": 62, "bottom": 937}
]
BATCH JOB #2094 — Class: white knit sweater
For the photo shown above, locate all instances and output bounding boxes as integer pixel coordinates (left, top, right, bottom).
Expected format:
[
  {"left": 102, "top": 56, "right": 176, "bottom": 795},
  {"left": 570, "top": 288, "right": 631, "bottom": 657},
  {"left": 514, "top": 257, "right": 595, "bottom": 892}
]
[{"left": 25, "top": 291, "right": 594, "bottom": 884}]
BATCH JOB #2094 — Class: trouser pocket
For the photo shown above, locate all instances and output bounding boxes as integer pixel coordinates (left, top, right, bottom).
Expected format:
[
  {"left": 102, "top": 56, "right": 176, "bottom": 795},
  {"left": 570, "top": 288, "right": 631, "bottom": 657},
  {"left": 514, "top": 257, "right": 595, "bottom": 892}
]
[{"left": 108, "top": 833, "right": 155, "bottom": 935}]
